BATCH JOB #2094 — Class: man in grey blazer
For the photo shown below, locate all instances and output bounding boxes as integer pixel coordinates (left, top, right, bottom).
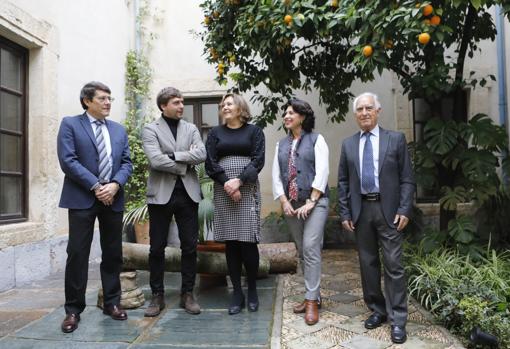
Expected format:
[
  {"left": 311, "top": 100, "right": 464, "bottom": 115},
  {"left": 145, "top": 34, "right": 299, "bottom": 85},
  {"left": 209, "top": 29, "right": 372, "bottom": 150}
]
[
  {"left": 337, "top": 92, "right": 415, "bottom": 344},
  {"left": 142, "top": 87, "right": 206, "bottom": 316}
]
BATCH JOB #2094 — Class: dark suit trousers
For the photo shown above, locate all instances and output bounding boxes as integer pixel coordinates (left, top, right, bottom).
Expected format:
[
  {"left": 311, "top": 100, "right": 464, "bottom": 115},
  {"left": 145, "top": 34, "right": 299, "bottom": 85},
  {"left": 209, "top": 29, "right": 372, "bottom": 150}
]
[
  {"left": 148, "top": 187, "right": 198, "bottom": 294},
  {"left": 64, "top": 200, "right": 123, "bottom": 314},
  {"left": 356, "top": 200, "right": 408, "bottom": 326}
]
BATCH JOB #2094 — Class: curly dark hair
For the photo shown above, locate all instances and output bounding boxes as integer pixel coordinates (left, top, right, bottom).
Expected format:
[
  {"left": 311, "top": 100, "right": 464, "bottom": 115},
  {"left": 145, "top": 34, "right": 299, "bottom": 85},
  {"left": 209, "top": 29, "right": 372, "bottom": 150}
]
[{"left": 283, "top": 98, "right": 315, "bottom": 132}]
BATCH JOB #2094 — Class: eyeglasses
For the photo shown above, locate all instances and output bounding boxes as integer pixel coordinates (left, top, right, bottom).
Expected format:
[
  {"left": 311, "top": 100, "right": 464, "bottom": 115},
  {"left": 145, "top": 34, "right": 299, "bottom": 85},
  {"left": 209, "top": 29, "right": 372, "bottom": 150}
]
[{"left": 95, "top": 96, "right": 115, "bottom": 103}]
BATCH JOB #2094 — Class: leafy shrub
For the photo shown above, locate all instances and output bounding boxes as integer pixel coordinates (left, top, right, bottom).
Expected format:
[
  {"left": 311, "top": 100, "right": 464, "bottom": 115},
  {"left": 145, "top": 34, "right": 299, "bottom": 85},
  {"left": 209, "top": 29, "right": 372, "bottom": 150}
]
[{"left": 405, "top": 244, "right": 510, "bottom": 347}]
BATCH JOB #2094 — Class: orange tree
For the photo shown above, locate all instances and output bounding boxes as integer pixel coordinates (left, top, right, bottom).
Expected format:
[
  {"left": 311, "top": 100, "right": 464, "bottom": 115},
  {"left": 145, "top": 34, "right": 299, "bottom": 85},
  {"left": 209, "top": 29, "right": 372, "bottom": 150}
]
[{"left": 200, "top": 0, "right": 510, "bottom": 252}]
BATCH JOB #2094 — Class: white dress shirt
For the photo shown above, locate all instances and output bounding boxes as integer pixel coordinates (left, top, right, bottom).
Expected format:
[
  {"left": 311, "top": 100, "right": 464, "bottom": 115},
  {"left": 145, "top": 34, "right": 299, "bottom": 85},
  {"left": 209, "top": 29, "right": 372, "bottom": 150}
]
[
  {"left": 272, "top": 134, "right": 329, "bottom": 200},
  {"left": 87, "top": 113, "right": 113, "bottom": 176},
  {"left": 359, "top": 124, "right": 380, "bottom": 193}
]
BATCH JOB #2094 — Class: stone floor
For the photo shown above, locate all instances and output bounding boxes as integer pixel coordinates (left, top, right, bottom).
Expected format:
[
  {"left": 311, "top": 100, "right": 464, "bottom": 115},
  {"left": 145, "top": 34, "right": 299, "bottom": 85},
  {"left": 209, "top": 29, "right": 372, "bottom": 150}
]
[
  {"left": 280, "top": 249, "right": 466, "bottom": 349},
  {"left": 0, "top": 248, "right": 466, "bottom": 349}
]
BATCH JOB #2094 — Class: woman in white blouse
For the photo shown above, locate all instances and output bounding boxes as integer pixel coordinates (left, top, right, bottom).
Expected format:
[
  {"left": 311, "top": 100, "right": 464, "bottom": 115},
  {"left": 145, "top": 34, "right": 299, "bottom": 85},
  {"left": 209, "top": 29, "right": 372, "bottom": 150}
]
[{"left": 272, "top": 98, "right": 329, "bottom": 326}]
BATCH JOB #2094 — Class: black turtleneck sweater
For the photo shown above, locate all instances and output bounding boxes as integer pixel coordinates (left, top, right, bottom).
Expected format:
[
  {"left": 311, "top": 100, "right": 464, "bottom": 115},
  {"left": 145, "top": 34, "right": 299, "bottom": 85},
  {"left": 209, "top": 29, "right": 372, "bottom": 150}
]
[{"left": 162, "top": 114, "right": 184, "bottom": 190}]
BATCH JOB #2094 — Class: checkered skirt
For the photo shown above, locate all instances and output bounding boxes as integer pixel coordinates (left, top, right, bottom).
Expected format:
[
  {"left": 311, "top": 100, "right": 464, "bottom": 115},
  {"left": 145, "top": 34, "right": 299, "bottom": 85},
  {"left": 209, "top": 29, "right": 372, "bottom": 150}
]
[{"left": 213, "top": 155, "right": 261, "bottom": 243}]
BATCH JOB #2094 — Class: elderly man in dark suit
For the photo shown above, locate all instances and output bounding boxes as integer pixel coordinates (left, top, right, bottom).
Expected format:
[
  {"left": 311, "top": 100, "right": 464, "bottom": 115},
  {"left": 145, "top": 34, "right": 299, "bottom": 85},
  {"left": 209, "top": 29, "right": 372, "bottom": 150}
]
[
  {"left": 337, "top": 92, "right": 415, "bottom": 344},
  {"left": 57, "top": 81, "right": 133, "bottom": 333}
]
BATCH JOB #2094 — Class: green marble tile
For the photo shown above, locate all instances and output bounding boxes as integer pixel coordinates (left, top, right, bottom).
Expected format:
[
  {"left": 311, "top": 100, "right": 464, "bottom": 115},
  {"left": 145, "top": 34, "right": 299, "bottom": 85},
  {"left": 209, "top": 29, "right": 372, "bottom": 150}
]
[
  {"left": 141, "top": 310, "right": 272, "bottom": 346},
  {"left": 13, "top": 307, "right": 147, "bottom": 343},
  {"left": 0, "top": 338, "right": 128, "bottom": 349}
]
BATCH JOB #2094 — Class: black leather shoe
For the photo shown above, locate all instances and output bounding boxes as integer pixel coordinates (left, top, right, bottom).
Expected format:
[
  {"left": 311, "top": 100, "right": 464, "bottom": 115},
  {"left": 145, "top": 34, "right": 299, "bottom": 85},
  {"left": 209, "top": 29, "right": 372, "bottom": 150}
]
[
  {"left": 248, "top": 301, "right": 259, "bottom": 312},
  {"left": 364, "top": 312, "right": 387, "bottom": 329},
  {"left": 247, "top": 289, "right": 259, "bottom": 312},
  {"left": 391, "top": 325, "right": 407, "bottom": 344},
  {"left": 228, "top": 296, "right": 245, "bottom": 315},
  {"left": 61, "top": 313, "right": 80, "bottom": 333},
  {"left": 103, "top": 304, "right": 128, "bottom": 320}
]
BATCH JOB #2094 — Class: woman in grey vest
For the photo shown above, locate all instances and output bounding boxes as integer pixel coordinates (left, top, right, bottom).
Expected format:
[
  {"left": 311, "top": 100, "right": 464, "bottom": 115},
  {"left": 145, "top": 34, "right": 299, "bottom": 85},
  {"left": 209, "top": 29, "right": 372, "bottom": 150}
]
[
  {"left": 205, "top": 93, "right": 265, "bottom": 315},
  {"left": 272, "top": 98, "right": 329, "bottom": 325}
]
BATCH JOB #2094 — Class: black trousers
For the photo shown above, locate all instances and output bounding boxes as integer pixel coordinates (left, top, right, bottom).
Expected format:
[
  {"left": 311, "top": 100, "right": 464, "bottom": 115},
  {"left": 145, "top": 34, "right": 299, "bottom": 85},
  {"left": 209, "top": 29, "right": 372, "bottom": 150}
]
[
  {"left": 356, "top": 200, "right": 408, "bottom": 326},
  {"left": 148, "top": 187, "right": 198, "bottom": 294},
  {"left": 64, "top": 200, "right": 123, "bottom": 315}
]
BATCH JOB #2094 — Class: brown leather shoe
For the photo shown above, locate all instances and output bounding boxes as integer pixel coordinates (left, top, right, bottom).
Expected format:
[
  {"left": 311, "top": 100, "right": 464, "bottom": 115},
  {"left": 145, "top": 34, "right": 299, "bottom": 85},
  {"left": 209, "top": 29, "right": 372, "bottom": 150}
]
[
  {"left": 61, "top": 313, "right": 80, "bottom": 333},
  {"left": 293, "top": 297, "right": 322, "bottom": 314},
  {"left": 103, "top": 304, "right": 128, "bottom": 320},
  {"left": 144, "top": 293, "right": 166, "bottom": 317},
  {"left": 304, "top": 300, "right": 319, "bottom": 325},
  {"left": 180, "top": 292, "right": 201, "bottom": 315}
]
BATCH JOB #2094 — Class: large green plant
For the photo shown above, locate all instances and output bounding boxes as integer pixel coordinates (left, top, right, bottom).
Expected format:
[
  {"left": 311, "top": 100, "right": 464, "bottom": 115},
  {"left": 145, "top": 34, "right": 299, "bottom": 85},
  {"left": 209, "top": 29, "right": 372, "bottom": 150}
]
[
  {"left": 123, "top": 50, "right": 151, "bottom": 224},
  {"left": 199, "top": 0, "right": 510, "bottom": 239},
  {"left": 196, "top": 163, "right": 214, "bottom": 242},
  {"left": 405, "top": 244, "right": 510, "bottom": 346}
]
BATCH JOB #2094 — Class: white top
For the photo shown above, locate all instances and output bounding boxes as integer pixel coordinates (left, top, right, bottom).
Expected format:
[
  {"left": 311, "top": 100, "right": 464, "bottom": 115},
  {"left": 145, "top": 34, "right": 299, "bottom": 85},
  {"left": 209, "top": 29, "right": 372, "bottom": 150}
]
[
  {"left": 87, "top": 113, "right": 113, "bottom": 174},
  {"left": 358, "top": 124, "right": 380, "bottom": 193},
  {"left": 272, "top": 134, "right": 329, "bottom": 200}
]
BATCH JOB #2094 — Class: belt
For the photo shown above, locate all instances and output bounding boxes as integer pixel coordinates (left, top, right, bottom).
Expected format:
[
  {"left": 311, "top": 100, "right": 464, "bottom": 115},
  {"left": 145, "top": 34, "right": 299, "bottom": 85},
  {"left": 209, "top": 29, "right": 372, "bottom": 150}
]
[{"left": 361, "top": 193, "right": 380, "bottom": 201}]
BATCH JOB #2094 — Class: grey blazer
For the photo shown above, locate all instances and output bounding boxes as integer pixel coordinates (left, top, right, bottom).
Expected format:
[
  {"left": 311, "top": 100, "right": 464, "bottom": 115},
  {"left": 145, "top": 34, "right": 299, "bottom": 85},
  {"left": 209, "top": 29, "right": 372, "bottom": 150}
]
[
  {"left": 142, "top": 117, "right": 206, "bottom": 204},
  {"left": 337, "top": 126, "right": 415, "bottom": 227}
]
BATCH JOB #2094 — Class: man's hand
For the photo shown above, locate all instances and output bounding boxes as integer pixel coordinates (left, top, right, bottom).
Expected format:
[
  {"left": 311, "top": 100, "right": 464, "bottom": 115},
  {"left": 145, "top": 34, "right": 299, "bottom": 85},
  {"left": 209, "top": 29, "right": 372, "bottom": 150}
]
[
  {"left": 296, "top": 201, "right": 315, "bottom": 220},
  {"left": 95, "top": 183, "right": 120, "bottom": 206},
  {"left": 342, "top": 220, "right": 355, "bottom": 232},
  {"left": 224, "top": 178, "right": 242, "bottom": 196},
  {"left": 394, "top": 214, "right": 409, "bottom": 232}
]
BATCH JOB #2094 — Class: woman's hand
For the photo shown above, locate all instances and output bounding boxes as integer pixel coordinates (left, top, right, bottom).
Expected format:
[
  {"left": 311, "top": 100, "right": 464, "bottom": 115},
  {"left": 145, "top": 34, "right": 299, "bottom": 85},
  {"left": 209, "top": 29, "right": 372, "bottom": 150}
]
[
  {"left": 230, "top": 189, "right": 242, "bottom": 202},
  {"left": 224, "top": 178, "right": 242, "bottom": 195},
  {"left": 296, "top": 201, "right": 315, "bottom": 220},
  {"left": 282, "top": 200, "right": 296, "bottom": 216}
]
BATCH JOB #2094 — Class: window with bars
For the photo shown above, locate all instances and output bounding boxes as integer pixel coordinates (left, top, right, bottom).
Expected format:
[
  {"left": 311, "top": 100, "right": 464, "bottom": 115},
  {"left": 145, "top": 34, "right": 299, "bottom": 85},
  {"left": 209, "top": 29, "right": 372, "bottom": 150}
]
[
  {"left": 183, "top": 97, "right": 222, "bottom": 141},
  {"left": 0, "top": 37, "right": 28, "bottom": 223}
]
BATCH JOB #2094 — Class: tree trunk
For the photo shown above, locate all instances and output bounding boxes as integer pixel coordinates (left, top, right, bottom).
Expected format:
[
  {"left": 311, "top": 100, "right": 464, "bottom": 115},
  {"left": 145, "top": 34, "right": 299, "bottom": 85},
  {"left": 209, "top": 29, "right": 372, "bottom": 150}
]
[{"left": 121, "top": 242, "right": 298, "bottom": 276}]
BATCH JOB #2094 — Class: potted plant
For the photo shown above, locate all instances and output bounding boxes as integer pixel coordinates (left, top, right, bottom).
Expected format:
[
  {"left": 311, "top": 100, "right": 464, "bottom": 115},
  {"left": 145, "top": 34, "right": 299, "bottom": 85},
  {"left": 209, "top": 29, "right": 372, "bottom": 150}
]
[{"left": 196, "top": 163, "right": 225, "bottom": 252}]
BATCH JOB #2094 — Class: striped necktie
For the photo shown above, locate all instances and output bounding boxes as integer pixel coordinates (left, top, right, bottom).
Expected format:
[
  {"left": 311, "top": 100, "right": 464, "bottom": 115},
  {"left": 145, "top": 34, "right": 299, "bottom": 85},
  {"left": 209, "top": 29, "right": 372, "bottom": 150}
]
[
  {"left": 94, "top": 120, "right": 111, "bottom": 183},
  {"left": 361, "top": 131, "right": 376, "bottom": 193}
]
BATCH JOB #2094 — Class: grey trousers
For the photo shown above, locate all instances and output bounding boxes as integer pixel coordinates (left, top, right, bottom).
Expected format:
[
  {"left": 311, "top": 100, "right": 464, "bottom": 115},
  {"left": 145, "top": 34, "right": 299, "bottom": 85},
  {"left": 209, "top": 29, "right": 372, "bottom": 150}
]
[
  {"left": 356, "top": 200, "right": 408, "bottom": 326},
  {"left": 285, "top": 197, "right": 329, "bottom": 300}
]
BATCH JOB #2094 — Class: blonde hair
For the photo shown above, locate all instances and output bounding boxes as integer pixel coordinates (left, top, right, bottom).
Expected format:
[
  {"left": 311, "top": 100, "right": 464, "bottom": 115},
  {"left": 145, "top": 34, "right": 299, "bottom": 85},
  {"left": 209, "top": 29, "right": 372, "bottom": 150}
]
[{"left": 219, "top": 93, "right": 252, "bottom": 124}]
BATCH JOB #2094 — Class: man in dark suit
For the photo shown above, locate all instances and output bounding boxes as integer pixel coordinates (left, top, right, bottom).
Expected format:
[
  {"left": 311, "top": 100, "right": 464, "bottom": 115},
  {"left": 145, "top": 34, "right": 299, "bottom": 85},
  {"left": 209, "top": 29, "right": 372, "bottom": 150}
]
[
  {"left": 57, "top": 81, "right": 133, "bottom": 333},
  {"left": 337, "top": 92, "right": 415, "bottom": 344},
  {"left": 142, "top": 87, "right": 206, "bottom": 317}
]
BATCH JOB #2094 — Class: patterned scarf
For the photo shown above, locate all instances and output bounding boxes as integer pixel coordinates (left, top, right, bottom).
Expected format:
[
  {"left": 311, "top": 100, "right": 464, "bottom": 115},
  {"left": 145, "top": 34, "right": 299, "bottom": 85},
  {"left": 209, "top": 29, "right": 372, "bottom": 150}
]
[{"left": 287, "top": 135, "right": 299, "bottom": 202}]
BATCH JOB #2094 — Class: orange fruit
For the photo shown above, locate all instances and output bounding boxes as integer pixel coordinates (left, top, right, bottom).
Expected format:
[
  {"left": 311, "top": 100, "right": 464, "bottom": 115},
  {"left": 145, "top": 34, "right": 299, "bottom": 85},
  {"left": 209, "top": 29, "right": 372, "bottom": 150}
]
[
  {"left": 362, "top": 45, "right": 373, "bottom": 57},
  {"left": 331, "top": 0, "right": 339, "bottom": 7},
  {"left": 204, "top": 16, "right": 211, "bottom": 25},
  {"left": 430, "top": 15, "right": 441, "bottom": 25},
  {"left": 423, "top": 4, "right": 433, "bottom": 16},
  {"left": 418, "top": 32, "right": 431, "bottom": 45},
  {"left": 284, "top": 14, "right": 293, "bottom": 25},
  {"left": 385, "top": 39, "right": 394, "bottom": 49},
  {"left": 213, "top": 11, "right": 220, "bottom": 18}
]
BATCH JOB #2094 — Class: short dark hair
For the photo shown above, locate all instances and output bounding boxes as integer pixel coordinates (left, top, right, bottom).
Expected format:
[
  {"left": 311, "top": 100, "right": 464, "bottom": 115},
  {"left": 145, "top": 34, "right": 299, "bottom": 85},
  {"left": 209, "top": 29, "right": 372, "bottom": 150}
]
[
  {"left": 284, "top": 98, "right": 315, "bottom": 132},
  {"left": 80, "top": 81, "right": 111, "bottom": 110},
  {"left": 156, "top": 87, "right": 183, "bottom": 111}
]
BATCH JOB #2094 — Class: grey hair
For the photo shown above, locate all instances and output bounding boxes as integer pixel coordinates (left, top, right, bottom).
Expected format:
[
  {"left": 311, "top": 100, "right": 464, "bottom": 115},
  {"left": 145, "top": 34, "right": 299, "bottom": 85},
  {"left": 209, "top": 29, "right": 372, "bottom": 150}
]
[{"left": 353, "top": 92, "right": 381, "bottom": 112}]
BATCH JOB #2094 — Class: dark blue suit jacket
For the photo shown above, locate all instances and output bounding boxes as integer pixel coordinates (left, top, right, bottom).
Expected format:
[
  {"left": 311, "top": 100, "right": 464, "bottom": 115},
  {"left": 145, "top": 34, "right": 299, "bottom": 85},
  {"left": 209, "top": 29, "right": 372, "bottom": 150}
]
[
  {"left": 57, "top": 113, "right": 133, "bottom": 212},
  {"left": 338, "top": 127, "right": 415, "bottom": 227}
]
